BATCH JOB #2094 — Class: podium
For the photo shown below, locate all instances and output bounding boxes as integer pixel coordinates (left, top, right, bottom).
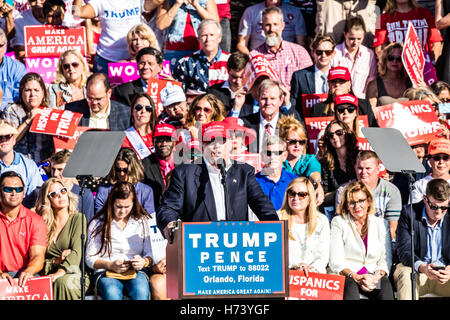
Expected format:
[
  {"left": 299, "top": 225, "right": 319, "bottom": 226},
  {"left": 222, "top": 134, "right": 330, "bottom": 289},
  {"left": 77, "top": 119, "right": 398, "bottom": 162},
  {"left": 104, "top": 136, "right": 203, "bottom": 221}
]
[{"left": 166, "top": 220, "right": 289, "bottom": 299}]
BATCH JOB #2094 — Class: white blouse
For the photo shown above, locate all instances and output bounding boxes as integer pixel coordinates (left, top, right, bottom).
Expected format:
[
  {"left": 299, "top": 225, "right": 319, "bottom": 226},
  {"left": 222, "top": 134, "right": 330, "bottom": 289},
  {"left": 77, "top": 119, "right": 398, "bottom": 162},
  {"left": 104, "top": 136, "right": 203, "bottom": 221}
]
[
  {"left": 86, "top": 216, "right": 154, "bottom": 271},
  {"left": 287, "top": 213, "right": 330, "bottom": 273}
]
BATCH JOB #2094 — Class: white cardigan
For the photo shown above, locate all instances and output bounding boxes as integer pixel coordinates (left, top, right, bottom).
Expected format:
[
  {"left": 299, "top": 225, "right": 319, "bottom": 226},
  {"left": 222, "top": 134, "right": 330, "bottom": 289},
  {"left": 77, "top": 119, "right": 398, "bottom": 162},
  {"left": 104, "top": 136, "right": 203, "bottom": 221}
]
[{"left": 329, "top": 214, "right": 392, "bottom": 275}]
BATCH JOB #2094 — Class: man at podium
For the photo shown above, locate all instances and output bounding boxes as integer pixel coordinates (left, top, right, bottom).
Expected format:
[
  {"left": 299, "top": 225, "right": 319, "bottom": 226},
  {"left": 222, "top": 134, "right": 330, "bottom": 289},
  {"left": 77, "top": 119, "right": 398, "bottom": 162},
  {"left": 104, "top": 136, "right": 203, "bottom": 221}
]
[{"left": 156, "top": 121, "right": 279, "bottom": 241}]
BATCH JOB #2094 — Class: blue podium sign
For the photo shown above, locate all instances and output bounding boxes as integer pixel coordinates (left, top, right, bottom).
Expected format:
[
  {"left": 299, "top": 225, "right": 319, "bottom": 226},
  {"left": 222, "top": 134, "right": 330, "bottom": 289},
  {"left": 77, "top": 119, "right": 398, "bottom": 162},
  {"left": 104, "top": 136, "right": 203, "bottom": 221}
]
[{"left": 180, "top": 221, "right": 288, "bottom": 298}]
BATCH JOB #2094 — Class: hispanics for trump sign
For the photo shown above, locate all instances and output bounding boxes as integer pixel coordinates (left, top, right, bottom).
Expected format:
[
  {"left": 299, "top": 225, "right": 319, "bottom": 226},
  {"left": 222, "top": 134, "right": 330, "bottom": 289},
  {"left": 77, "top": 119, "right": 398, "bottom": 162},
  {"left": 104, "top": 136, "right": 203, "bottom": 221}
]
[
  {"left": 181, "top": 221, "right": 288, "bottom": 298},
  {"left": 0, "top": 276, "right": 53, "bottom": 300},
  {"left": 24, "top": 25, "right": 87, "bottom": 58},
  {"left": 147, "top": 79, "right": 183, "bottom": 117},
  {"left": 288, "top": 271, "right": 345, "bottom": 300},
  {"left": 30, "top": 108, "right": 83, "bottom": 138},
  {"left": 301, "top": 93, "right": 328, "bottom": 118},
  {"left": 402, "top": 22, "right": 425, "bottom": 87},
  {"left": 375, "top": 100, "right": 441, "bottom": 145}
]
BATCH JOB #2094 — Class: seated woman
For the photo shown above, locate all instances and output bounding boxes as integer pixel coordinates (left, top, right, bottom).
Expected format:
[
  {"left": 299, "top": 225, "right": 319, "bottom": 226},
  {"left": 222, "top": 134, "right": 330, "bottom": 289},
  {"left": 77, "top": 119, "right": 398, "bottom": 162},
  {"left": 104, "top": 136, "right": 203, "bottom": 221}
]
[
  {"left": 430, "top": 81, "right": 450, "bottom": 103},
  {"left": 125, "top": 24, "right": 159, "bottom": 63},
  {"left": 333, "top": 93, "right": 363, "bottom": 137},
  {"left": 278, "top": 177, "right": 330, "bottom": 274},
  {"left": 86, "top": 181, "right": 155, "bottom": 300},
  {"left": 36, "top": 178, "right": 90, "bottom": 300},
  {"left": 186, "top": 93, "right": 225, "bottom": 140},
  {"left": 278, "top": 115, "right": 324, "bottom": 205},
  {"left": 122, "top": 93, "right": 158, "bottom": 160},
  {"left": 48, "top": 49, "right": 90, "bottom": 109},
  {"left": 329, "top": 181, "right": 393, "bottom": 300}
]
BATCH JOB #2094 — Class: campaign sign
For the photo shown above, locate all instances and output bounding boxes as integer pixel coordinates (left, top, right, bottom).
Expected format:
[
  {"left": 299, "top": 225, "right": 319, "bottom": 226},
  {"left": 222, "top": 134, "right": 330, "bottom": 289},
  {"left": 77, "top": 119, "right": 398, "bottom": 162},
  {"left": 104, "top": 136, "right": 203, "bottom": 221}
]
[
  {"left": 147, "top": 79, "right": 183, "bottom": 116},
  {"left": 0, "top": 276, "right": 53, "bottom": 300},
  {"left": 159, "top": 60, "right": 171, "bottom": 79},
  {"left": 30, "top": 108, "right": 83, "bottom": 138},
  {"left": 25, "top": 57, "right": 59, "bottom": 84},
  {"left": 24, "top": 25, "right": 87, "bottom": 58},
  {"left": 402, "top": 22, "right": 425, "bottom": 87},
  {"left": 301, "top": 93, "right": 328, "bottom": 117},
  {"left": 108, "top": 62, "right": 139, "bottom": 87},
  {"left": 288, "top": 271, "right": 345, "bottom": 300},
  {"left": 375, "top": 100, "right": 441, "bottom": 145},
  {"left": 243, "top": 54, "right": 280, "bottom": 91},
  {"left": 53, "top": 126, "right": 91, "bottom": 152},
  {"left": 182, "top": 221, "right": 288, "bottom": 298}
]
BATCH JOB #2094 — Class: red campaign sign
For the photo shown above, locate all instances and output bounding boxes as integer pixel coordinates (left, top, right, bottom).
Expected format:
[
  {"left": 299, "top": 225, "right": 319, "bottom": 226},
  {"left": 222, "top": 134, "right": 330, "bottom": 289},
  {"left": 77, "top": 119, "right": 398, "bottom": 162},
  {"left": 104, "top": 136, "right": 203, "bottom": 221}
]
[
  {"left": 24, "top": 25, "right": 87, "bottom": 58},
  {"left": 230, "top": 153, "right": 262, "bottom": 173},
  {"left": 402, "top": 22, "right": 425, "bottom": 87},
  {"left": 53, "top": 126, "right": 92, "bottom": 152},
  {"left": 147, "top": 79, "right": 183, "bottom": 117},
  {"left": 29, "top": 107, "right": 83, "bottom": 138},
  {"left": 0, "top": 276, "right": 53, "bottom": 300},
  {"left": 243, "top": 54, "right": 280, "bottom": 90},
  {"left": 287, "top": 271, "right": 344, "bottom": 300},
  {"left": 375, "top": 100, "right": 441, "bottom": 145},
  {"left": 301, "top": 93, "right": 328, "bottom": 118}
]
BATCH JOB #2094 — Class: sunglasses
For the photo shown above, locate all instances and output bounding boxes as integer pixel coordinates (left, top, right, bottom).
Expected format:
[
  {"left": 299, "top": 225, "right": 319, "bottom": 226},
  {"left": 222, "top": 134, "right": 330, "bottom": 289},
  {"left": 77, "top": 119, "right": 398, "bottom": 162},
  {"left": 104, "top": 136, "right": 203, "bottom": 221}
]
[
  {"left": 48, "top": 187, "right": 68, "bottom": 199},
  {"left": 387, "top": 55, "right": 402, "bottom": 63},
  {"left": 349, "top": 198, "right": 367, "bottom": 208},
  {"left": 134, "top": 104, "right": 152, "bottom": 113},
  {"left": 0, "top": 134, "right": 13, "bottom": 142},
  {"left": 194, "top": 106, "right": 212, "bottom": 114},
  {"left": 315, "top": 49, "right": 333, "bottom": 56},
  {"left": 336, "top": 106, "right": 357, "bottom": 114},
  {"left": 426, "top": 197, "right": 449, "bottom": 211},
  {"left": 62, "top": 62, "right": 80, "bottom": 70},
  {"left": 287, "top": 139, "right": 307, "bottom": 146},
  {"left": 287, "top": 190, "right": 309, "bottom": 199},
  {"left": 430, "top": 155, "right": 450, "bottom": 162},
  {"left": 115, "top": 167, "right": 128, "bottom": 173},
  {"left": 325, "top": 129, "right": 345, "bottom": 140},
  {"left": 265, "top": 150, "right": 284, "bottom": 157},
  {"left": 2, "top": 186, "right": 24, "bottom": 193}
]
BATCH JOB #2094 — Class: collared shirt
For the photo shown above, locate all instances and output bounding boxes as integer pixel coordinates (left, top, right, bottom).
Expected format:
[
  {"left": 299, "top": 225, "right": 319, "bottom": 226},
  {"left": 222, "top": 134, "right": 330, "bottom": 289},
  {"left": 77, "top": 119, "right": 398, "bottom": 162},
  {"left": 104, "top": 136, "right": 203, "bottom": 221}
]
[
  {"left": 0, "top": 55, "right": 26, "bottom": 111},
  {"left": 256, "top": 169, "right": 297, "bottom": 210},
  {"left": 259, "top": 112, "right": 279, "bottom": 151},
  {"left": 140, "top": 78, "right": 148, "bottom": 93},
  {"left": 332, "top": 42, "right": 377, "bottom": 99},
  {"left": 204, "top": 156, "right": 231, "bottom": 221},
  {"left": 314, "top": 65, "right": 329, "bottom": 94},
  {"left": 251, "top": 40, "right": 313, "bottom": 90},
  {"left": 89, "top": 101, "right": 111, "bottom": 129},
  {"left": 414, "top": 207, "right": 445, "bottom": 272},
  {"left": 173, "top": 48, "right": 229, "bottom": 96},
  {"left": 157, "top": 154, "right": 175, "bottom": 187},
  {"left": 0, "top": 205, "right": 47, "bottom": 272},
  {"left": 0, "top": 151, "right": 44, "bottom": 196}
]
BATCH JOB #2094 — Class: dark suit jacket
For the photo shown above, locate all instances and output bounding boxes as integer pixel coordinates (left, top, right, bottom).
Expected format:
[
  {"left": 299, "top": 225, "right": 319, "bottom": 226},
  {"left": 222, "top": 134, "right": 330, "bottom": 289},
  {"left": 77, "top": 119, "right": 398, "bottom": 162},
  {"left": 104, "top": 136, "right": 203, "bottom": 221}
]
[
  {"left": 65, "top": 99, "right": 131, "bottom": 131},
  {"left": 310, "top": 97, "right": 378, "bottom": 127},
  {"left": 142, "top": 153, "right": 166, "bottom": 210},
  {"left": 396, "top": 201, "right": 450, "bottom": 268},
  {"left": 156, "top": 161, "right": 279, "bottom": 231},
  {"left": 207, "top": 82, "right": 255, "bottom": 118},
  {"left": 290, "top": 65, "right": 316, "bottom": 117},
  {"left": 112, "top": 78, "right": 145, "bottom": 107}
]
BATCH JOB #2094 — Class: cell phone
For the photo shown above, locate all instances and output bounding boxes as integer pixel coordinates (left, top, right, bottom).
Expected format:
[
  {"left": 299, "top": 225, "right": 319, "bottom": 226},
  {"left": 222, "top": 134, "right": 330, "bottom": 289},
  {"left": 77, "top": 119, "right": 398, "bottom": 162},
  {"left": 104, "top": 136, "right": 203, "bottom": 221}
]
[{"left": 433, "top": 265, "right": 446, "bottom": 271}]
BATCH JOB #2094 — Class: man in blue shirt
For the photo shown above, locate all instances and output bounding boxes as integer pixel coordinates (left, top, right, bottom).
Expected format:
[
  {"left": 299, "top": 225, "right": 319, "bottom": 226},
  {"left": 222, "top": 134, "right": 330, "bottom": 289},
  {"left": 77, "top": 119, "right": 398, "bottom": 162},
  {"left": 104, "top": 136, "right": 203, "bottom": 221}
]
[
  {"left": 256, "top": 135, "right": 296, "bottom": 211},
  {"left": 0, "top": 29, "right": 26, "bottom": 110},
  {"left": 394, "top": 178, "right": 450, "bottom": 300}
]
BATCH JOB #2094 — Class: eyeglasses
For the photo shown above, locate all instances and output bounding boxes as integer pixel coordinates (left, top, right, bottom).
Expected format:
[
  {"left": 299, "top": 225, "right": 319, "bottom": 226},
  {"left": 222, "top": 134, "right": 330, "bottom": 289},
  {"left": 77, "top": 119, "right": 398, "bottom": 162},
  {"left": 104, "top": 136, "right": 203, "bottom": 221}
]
[
  {"left": 315, "top": 49, "right": 333, "bottom": 56},
  {"left": 265, "top": 150, "right": 284, "bottom": 157},
  {"left": 336, "top": 106, "right": 357, "bottom": 114},
  {"left": 325, "top": 129, "right": 345, "bottom": 140},
  {"left": 387, "top": 55, "right": 402, "bottom": 63},
  {"left": 115, "top": 167, "right": 128, "bottom": 173},
  {"left": 62, "top": 62, "right": 80, "bottom": 70},
  {"left": 430, "top": 154, "right": 450, "bottom": 162},
  {"left": 287, "top": 139, "right": 307, "bottom": 146},
  {"left": 426, "top": 197, "right": 449, "bottom": 211},
  {"left": 134, "top": 104, "right": 152, "bottom": 113},
  {"left": 2, "top": 186, "right": 24, "bottom": 193},
  {"left": 287, "top": 190, "right": 309, "bottom": 199},
  {"left": 48, "top": 187, "right": 68, "bottom": 199},
  {"left": 0, "top": 43, "right": 6, "bottom": 48},
  {"left": 194, "top": 106, "right": 212, "bottom": 114},
  {"left": 348, "top": 198, "right": 367, "bottom": 208},
  {"left": 0, "top": 134, "right": 13, "bottom": 142}
]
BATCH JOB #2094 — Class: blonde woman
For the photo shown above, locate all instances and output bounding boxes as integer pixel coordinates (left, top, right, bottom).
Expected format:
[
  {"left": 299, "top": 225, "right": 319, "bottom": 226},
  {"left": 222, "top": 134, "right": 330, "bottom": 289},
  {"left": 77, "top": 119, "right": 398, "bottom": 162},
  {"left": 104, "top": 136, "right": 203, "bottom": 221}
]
[
  {"left": 36, "top": 177, "right": 90, "bottom": 300},
  {"left": 126, "top": 24, "right": 159, "bottom": 62},
  {"left": 48, "top": 49, "right": 90, "bottom": 109},
  {"left": 329, "top": 180, "right": 393, "bottom": 300},
  {"left": 278, "top": 177, "right": 330, "bottom": 274}
]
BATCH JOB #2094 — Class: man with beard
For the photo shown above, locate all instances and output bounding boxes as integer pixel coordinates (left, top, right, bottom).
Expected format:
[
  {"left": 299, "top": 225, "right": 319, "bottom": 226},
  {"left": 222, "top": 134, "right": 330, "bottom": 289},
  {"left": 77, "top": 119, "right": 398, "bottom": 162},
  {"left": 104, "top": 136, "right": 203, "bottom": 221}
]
[
  {"left": 156, "top": 121, "right": 278, "bottom": 242},
  {"left": 249, "top": 6, "right": 312, "bottom": 91}
]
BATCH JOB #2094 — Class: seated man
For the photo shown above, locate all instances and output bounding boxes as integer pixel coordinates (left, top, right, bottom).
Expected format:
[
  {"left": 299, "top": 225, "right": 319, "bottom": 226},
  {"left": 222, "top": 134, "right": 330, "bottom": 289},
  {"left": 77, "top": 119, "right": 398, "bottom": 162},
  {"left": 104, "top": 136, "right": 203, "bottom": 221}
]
[
  {"left": 394, "top": 178, "right": 450, "bottom": 300},
  {"left": 0, "top": 171, "right": 47, "bottom": 287}
]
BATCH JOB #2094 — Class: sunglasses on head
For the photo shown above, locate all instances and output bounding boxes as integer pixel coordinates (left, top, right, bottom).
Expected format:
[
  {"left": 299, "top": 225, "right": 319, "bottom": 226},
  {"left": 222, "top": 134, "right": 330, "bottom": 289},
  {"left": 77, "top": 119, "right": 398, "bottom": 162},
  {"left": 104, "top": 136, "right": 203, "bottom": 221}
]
[
  {"left": 430, "top": 154, "right": 450, "bottom": 162},
  {"left": 315, "top": 49, "right": 333, "bottom": 56},
  {"left": 62, "top": 62, "right": 80, "bottom": 70},
  {"left": 336, "top": 105, "right": 357, "bottom": 114},
  {"left": 134, "top": 104, "right": 152, "bottom": 112},
  {"left": 325, "top": 129, "right": 345, "bottom": 140},
  {"left": 287, "top": 139, "right": 307, "bottom": 146},
  {"left": 287, "top": 190, "right": 309, "bottom": 199},
  {"left": 426, "top": 197, "right": 449, "bottom": 211},
  {"left": 387, "top": 55, "right": 402, "bottom": 63},
  {"left": 48, "top": 187, "right": 68, "bottom": 199},
  {"left": 2, "top": 186, "right": 24, "bottom": 193},
  {"left": 265, "top": 150, "right": 284, "bottom": 157},
  {"left": 115, "top": 167, "right": 128, "bottom": 173}
]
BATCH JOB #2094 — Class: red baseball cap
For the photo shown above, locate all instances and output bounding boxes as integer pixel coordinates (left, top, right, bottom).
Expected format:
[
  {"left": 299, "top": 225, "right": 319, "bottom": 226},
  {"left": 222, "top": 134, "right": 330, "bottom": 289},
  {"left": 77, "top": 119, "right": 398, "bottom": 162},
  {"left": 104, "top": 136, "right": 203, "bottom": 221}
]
[
  {"left": 334, "top": 94, "right": 359, "bottom": 108},
  {"left": 152, "top": 123, "right": 177, "bottom": 140},
  {"left": 428, "top": 138, "right": 450, "bottom": 156},
  {"left": 327, "top": 66, "right": 351, "bottom": 82},
  {"left": 202, "top": 121, "right": 228, "bottom": 143},
  {"left": 222, "top": 117, "right": 256, "bottom": 145}
]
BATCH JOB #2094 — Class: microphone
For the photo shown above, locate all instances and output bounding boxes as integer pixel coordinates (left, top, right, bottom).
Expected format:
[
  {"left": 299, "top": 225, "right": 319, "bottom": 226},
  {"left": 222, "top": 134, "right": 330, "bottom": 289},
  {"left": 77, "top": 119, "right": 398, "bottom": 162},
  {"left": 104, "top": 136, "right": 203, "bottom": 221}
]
[{"left": 217, "top": 158, "right": 227, "bottom": 183}]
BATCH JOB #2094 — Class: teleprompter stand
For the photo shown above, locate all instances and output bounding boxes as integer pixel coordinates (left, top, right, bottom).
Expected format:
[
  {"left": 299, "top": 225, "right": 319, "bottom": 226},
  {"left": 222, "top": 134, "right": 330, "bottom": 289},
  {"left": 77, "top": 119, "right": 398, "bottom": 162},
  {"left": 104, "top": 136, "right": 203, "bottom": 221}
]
[
  {"left": 362, "top": 127, "right": 426, "bottom": 300},
  {"left": 62, "top": 130, "right": 126, "bottom": 300}
]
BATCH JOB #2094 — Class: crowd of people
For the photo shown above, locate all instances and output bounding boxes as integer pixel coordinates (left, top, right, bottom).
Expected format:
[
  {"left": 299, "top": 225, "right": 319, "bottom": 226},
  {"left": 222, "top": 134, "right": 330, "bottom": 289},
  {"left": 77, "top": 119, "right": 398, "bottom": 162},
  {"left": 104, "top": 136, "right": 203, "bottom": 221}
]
[{"left": 0, "top": 0, "right": 450, "bottom": 301}]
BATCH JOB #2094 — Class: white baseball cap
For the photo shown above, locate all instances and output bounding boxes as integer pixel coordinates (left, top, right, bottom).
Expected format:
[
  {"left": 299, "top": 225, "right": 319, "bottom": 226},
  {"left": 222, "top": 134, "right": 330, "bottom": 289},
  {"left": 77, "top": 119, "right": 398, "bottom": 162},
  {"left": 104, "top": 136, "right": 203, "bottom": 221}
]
[{"left": 160, "top": 83, "right": 186, "bottom": 107}]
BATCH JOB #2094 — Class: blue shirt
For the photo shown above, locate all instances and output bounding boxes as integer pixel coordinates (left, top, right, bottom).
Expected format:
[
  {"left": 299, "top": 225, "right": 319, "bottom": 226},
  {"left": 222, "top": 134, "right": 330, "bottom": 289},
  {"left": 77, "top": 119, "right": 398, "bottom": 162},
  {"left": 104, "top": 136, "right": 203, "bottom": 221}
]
[
  {"left": 414, "top": 207, "right": 445, "bottom": 272},
  {"left": 256, "top": 169, "right": 297, "bottom": 210},
  {"left": 0, "top": 55, "right": 26, "bottom": 110}
]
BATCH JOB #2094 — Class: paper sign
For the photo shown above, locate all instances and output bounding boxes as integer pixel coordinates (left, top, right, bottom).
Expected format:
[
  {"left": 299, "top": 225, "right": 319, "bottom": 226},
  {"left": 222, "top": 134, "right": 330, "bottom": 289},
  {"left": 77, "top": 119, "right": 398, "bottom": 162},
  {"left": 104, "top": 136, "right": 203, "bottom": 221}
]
[
  {"left": 423, "top": 51, "right": 438, "bottom": 86},
  {"left": 375, "top": 100, "right": 441, "bottom": 145},
  {"left": 288, "top": 271, "right": 344, "bottom": 300},
  {"left": 402, "top": 23, "right": 425, "bottom": 87},
  {"left": 24, "top": 25, "right": 87, "bottom": 58},
  {"left": 147, "top": 79, "right": 183, "bottom": 116},
  {"left": 30, "top": 108, "right": 83, "bottom": 138},
  {"left": 0, "top": 276, "right": 53, "bottom": 300},
  {"left": 243, "top": 54, "right": 280, "bottom": 90},
  {"left": 53, "top": 126, "right": 91, "bottom": 152},
  {"left": 25, "top": 57, "right": 59, "bottom": 84},
  {"left": 301, "top": 93, "right": 328, "bottom": 117},
  {"left": 159, "top": 60, "right": 171, "bottom": 79},
  {"left": 108, "top": 62, "right": 139, "bottom": 87}
]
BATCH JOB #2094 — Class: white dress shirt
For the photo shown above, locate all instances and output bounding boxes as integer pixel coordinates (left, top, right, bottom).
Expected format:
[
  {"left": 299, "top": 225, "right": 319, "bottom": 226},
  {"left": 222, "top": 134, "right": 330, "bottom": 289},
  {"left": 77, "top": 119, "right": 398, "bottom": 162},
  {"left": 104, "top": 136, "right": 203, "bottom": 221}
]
[
  {"left": 204, "top": 156, "right": 232, "bottom": 221},
  {"left": 314, "top": 65, "right": 329, "bottom": 94},
  {"left": 89, "top": 100, "right": 111, "bottom": 129},
  {"left": 259, "top": 112, "right": 279, "bottom": 151}
]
